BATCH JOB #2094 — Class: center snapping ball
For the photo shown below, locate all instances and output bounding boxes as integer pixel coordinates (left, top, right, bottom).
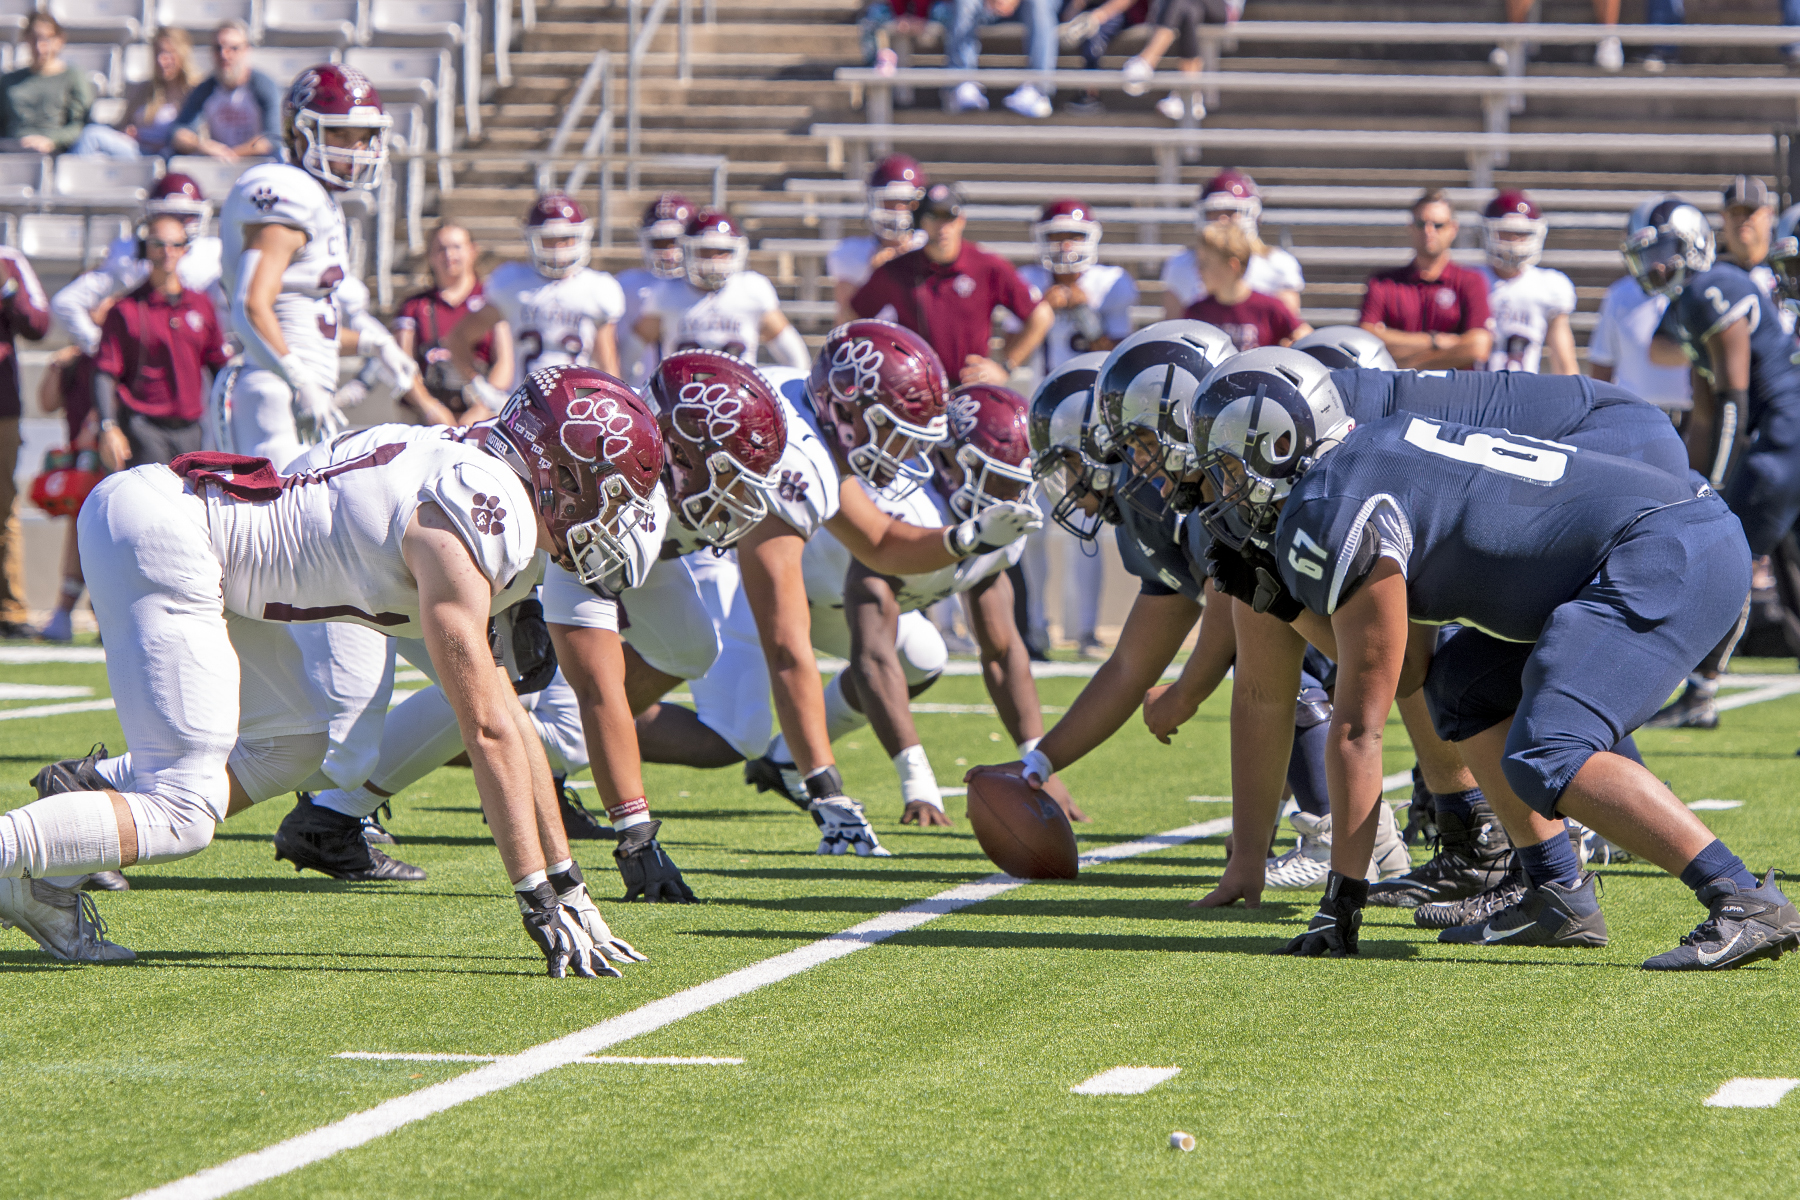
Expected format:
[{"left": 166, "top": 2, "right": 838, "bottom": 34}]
[{"left": 964, "top": 767, "right": 1079, "bottom": 880}]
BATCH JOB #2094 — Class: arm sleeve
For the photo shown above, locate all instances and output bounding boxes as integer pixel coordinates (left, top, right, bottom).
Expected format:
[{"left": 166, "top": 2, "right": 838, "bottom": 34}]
[
  {"left": 170, "top": 77, "right": 210, "bottom": 135},
  {"left": 50, "top": 269, "right": 119, "bottom": 355},
  {"left": 1694, "top": 272, "right": 1762, "bottom": 342},
  {"left": 1458, "top": 271, "right": 1492, "bottom": 334},
  {"left": 421, "top": 461, "right": 542, "bottom": 591},
  {"left": 1276, "top": 494, "right": 1412, "bottom": 616},
  {"left": 93, "top": 302, "right": 127, "bottom": 380}
]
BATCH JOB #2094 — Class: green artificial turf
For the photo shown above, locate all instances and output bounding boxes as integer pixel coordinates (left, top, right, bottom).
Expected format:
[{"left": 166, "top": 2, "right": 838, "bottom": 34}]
[{"left": 2, "top": 658, "right": 1799, "bottom": 1199}]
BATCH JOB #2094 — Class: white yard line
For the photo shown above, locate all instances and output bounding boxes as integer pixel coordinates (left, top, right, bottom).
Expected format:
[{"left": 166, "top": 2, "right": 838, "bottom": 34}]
[
  {"left": 127, "top": 817, "right": 1231, "bottom": 1200},
  {"left": 0, "top": 698, "right": 115, "bottom": 722},
  {"left": 0, "top": 683, "right": 91, "bottom": 700},
  {"left": 334, "top": 1052, "right": 744, "bottom": 1066},
  {"left": 0, "top": 646, "right": 107, "bottom": 664},
  {"left": 1704, "top": 1078, "right": 1800, "bottom": 1108},
  {"left": 1070, "top": 1066, "right": 1182, "bottom": 1095}
]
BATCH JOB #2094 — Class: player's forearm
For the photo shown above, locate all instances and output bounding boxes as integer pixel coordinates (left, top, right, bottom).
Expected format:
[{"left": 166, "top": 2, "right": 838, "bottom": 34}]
[
  {"left": 1324, "top": 710, "right": 1386, "bottom": 880},
  {"left": 1039, "top": 593, "right": 1199, "bottom": 770},
  {"left": 453, "top": 673, "right": 546, "bottom": 882},
  {"left": 854, "top": 518, "right": 961, "bottom": 576},
  {"left": 983, "top": 626, "right": 1041, "bottom": 747},
  {"left": 849, "top": 634, "right": 917, "bottom": 758},
  {"left": 549, "top": 623, "right": 646, "bottom": 812},
  {"left": 234, "top": 249, "right": 296, "bottom": 373},
  {"left": 592, "top": 324, "right": 620, "bottom": 377},
  {"left": 1169, "top": 588, "right": 1235, "bottom": 709},
  {"left": 1232, "top": 683, "right": 1300, "bottom": 864},
  {"left": 766, "top": 638, "right": 835, "bottom": 775},
  {"left": 511, "top": 701, "right": 573, "bottom": 870}
]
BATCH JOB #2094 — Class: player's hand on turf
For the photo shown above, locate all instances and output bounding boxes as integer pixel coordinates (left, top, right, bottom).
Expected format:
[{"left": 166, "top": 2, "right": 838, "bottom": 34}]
[
  {"left": 1276, "top": 871, "right": 1368, "bottom": 957},
  {"left": 554, "top": 865, "right": 650, "bottom": 964},
  {"left": 614, "top": 819, "right": 697, "bottom": 903},
  {"left": 805, "top": 766, "right": 892, "bottom": 856},
  {"left": 945, "top": 500, "right": 1042, "bottom": 559},
  {"left": 1190, "top": 859, "right": 1264, "bottom": 909},
  {"left": 1039, "top": 774, "right": 1091, "bottom": 823},
  {"left": 1142, "top": 681, "right": 1199, "bottom": 744},
  {"left": 518, "top": 881, "right": 618, "bottom": 978},
  {"left": 901, "top": 799, "right": 953, "bottom": 827}
]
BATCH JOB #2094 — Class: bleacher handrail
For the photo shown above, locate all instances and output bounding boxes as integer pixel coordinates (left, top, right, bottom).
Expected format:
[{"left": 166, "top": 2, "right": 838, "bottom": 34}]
[
  {"left": 625, "top": 0, "right": 690, "bottom": 191},
  {"left": 540, "top": 47, "right": 612, "bottom": 195},
  {"left": 1130, "top": 20, "right": 1800, "bottom": 48}
]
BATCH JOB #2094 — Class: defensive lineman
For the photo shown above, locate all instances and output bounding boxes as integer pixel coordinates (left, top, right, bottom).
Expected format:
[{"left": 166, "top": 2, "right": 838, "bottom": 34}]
[{"left": 1479, "top": 190, "right": 1579, "bottom": 374}]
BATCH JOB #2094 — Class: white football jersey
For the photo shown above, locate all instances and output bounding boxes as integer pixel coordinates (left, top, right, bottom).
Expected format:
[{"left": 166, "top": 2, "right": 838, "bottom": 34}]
[
  {"left": 1481, "top": 264, "right": 1576, "bottom": 373},
  {"left": 614, "top": 265, "right": 660, "bottom": 388},
  {"left": 760, "top": 364, "right": 843, "bottom": 541},
  {"left": 485, "top": 261, "right": 626, "bottom": 388},
  {"left": 802, "top": 477, "right": 1012, "bottom": 612},
  {"left": 1161, "top": 244, "right": 1304, "bottom": 309},
  {"left": 219, "top": 162, "right": 351, "bottom": 391},
  {"left": 645, "top": 271, "right": 782, "bottom": 362},
  {"left": 206, "top": 424, "right": 540, "bottom": 638},
  {"left": 1016, "top": 262, "right": 1138, "bottom": 371},
  {"left": 828, "top": 232, "right": 925, "bottom": 292}
]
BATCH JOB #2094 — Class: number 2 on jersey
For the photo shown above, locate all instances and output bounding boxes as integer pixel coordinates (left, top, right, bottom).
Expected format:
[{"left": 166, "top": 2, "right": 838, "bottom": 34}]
[{"left": 1402, "top": 418, "right": 1569, "bottom": 484}]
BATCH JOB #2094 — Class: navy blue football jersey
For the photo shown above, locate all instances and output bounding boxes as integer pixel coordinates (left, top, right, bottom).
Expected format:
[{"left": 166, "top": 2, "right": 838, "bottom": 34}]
[
  {"left": 1112, "top": 466, "right": 1202, "bottom": 601},
  {"left": 1667, "top": 262, "right": 1800, "bottom": 422},
  {"left": 1271, "top": 414, "right": 1708, "bottom": 641}
]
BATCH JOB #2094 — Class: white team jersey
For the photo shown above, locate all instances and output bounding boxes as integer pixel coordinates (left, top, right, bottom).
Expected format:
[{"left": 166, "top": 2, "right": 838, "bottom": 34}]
[
  {"left": 52, "top": 235, "right": 226, "bottom": 354},
  {"left": 645, "top": 270, "right": 782, "bottom": 362},
  {"left": 205, "top": 423, "right": 540, "bottom": 638},
  {"left": 1016, "top": 262, "right": 1139, "bottom": 371},
  {"left": 614, "top": 265, "right": 659, "bottom": 388},
  {"left": 1481, "top": 264, "right": 1576, "bottom": 373},
  {"left": 1161, "top": 244, "right": 1304, "bottom": 309},
  {"left": 828, "top": 232, "right": 925, "bottom": 292},
  {"left": 483, "top": 261, "right": 626, "bottom": 388},
  {"left": 802, "top": 478, "right": 1013, "bottom": 612},
  {"left": 760, "top": 364, "right": 843, "bottom": 541},
  {"left": 219, "top": 162, "right": 351, "bottom": 391}
]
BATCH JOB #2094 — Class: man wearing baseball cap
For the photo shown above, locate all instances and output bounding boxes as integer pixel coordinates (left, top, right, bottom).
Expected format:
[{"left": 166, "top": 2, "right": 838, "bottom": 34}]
[
  {"left": 1720, "top": 175, "right": 1781, "bottom": 316},
  {"left": 850, "top": 182, "right": 1053, "bottom": 386}
]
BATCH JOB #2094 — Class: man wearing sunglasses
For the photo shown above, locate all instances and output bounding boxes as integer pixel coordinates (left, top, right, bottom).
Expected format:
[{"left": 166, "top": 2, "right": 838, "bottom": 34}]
[
  {"left": 92, "top": 213, "right": 230, "bottom": 471},
  {"left": 1359, "top": 188, "right": 1494, "bottom": 371}
]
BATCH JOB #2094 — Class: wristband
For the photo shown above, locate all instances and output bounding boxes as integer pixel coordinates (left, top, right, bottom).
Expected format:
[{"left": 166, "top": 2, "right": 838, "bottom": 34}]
[
  {"left": 1017, "top": 737, "right": 1041, "bottom": 758},
  {"left": 605, "top": 795, "right": 652, "bottom": 832},
  {"left": 804, "top": 765, "right": 845, "bottom": 801},
  {"left": 1022, "top": 748, "right": 1054, "bottom": 784}
]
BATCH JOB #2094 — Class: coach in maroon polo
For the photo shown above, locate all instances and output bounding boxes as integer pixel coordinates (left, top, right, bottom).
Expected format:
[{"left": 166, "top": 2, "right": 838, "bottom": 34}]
[
  {"left": 850, "top": 182, "right": 1053, "bottom": 384},
  {"left": 93, "top": 213, "right": 231, "bottom": 470},
  {"left": 1359, "top": 187, "right": 1494, "bottom": 370}
]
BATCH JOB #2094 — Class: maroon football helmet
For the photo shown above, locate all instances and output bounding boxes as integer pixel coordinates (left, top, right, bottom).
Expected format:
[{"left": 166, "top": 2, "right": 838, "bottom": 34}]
[
  {"left": 807, "top": 319, "right": 950, "bottom": 493},
  {"left": 681, "top": 208, "right": 748, "bottom": 291},
  {"left": 284, "top": 63, "right": 390, "bottom": 191},
  {"left": 1033, "top": 198, "right": 1103, "bottom": 273},
  {"left": 867, "top": 154, "right": 929, "bottom": 237},
  {"left": 483, "top": 365, "right": 664, "bottom": 587},
  {"left": 526, "top": 192, "right": 593, "bottom": 281},
  {"left": 145, "top": 172, "right": 209, "bottom": 235},
  {"left": 1484, "top": 188, "right": 1547, "bottom": 271},
  {"left": 639, "top": 192, "right": 695, "bottom": 280},
  {"left": 1199, "top": 168, "right": 1261, "bottom": 236},
  {"left": 647, "top": 350, "right": 788, "bottom": 547},
  {"left": 937, "top": 384, "right": 1035, "bottom": 520}
]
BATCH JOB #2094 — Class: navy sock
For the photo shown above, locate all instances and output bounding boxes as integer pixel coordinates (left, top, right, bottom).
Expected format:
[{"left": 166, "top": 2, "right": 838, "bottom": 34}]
[
  {"left": 1433, "top": 788, "right": 1482, "bottom": 821},
  {"left": 1678, "top": 838, "right": 1757, "bottom": 893},
  {"left": 1515, "top": 830, "right": 1582, "bottom": 889},
  {"left": 1286, "top": 721, "right": 1331, "bottom": 817}
]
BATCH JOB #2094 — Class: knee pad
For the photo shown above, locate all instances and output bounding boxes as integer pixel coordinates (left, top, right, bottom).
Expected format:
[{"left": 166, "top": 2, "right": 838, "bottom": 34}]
[
  {"left": 228, "top": 732, "right": 330, "bottom": 806},
  {"left": 1294, "top": 686, "right": 1331, "bottom": 731},
  {"left": 124, "top": 791, "right": 217, "bottom": 866},
  {"left": 896, "top": 612, "right": 949, "bottom": 685}
]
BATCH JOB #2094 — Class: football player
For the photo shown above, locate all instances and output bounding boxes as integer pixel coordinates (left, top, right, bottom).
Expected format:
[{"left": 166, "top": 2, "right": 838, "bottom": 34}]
[
  {"left": 7, "top": 366, "right": 661, "bottom": 976},
  {"left": 452, "top": 192, "right": 626, "bottom": 410},
  {"left": 636, "top": 208, "right": 810, "bottom": 370},
  {"left": 631, "top": 320, "right": 1041, "bottom": 856},
  {"left": 214, "top": 65, "right": 414, "bottom": 469},
  {"left": 1479, "top": 190, "right": 1578, "bottom": 374},
  {"left": 616, "top": 193, "right": 696, "bottom": 387},
  {"left": 831, "top": 155, "right": 929, "bottom": 323},
  {"left": 1293, "top": 325, "right": 1396, "bottom": 371},
  {"left": 1160, "top": 170, "right": 1305, "bottom": 319},
  {"left": 1192, "top": 363, "right": 1799, "bottom": 970},
  {"left": 1634, "top": 197, "right": 1800, "bottom": 729},
  {"left": 1015, "top": 198, "right": 1137, "bottom": 370}
]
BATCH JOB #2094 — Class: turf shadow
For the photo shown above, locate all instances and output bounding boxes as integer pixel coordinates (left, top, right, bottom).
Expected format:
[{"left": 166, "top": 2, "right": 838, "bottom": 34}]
[
  {"left": 689, "top": 865, "right": 985, "bottom": 884},
  {"left": 681, "top": 926, "right": 1419, "bottom": 958},
  {"left": 118, "top": 876, "right": 498, "bottom": 898}
]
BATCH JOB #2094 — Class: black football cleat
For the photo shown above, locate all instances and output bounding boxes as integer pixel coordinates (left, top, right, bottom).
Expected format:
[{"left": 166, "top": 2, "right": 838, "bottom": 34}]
[
  {"left": 1643, "top": 871, "right": 1800, "bottom": 971},
  {"left": 1400, "top": 765, "right": 1436, "bottom": 847},
  {"left": 30, "top": 742, "right": 111, "bottom": 797},
  {"left": 274, "top": 792, "right": 427, "bottom": 882},
  {"left": 80, "top": 871, "right": 131, "bottom": 891},
  {"left": 1368, "top": 802, "right": 1512, "bottom": 908},
  {"left": 554, "top": 776, "right": 615, "bottom": 840},
  {"left": 1644, "top": 682, "right": 1719, "bottom": 730},
  {"left": 744, "top": 754, "right": 819, "bottom": 822},
  {"left": 1414, "top": 870, "right": 1527, "bottom": 930},
  {"left": 1439, "top": 872, "right": 1609, "bottom": 948},
  {"left": 360, "top": 811, "right": 397, "bottom": 846}
]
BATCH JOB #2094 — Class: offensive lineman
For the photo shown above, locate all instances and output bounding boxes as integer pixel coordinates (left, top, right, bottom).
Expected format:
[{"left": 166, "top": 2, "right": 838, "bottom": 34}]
[{"left": 637, "top": 207, "right": 809, "bottom": 370}]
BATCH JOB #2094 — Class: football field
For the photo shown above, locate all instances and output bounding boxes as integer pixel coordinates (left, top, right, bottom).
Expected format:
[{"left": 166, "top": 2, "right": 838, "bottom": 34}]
[{"left": 5, "top": 648, "right": 1800, "bottom": 1199}]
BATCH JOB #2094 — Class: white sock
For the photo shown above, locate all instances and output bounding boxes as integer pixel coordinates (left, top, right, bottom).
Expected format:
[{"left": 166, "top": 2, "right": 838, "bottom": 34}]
[
  {"left": 96, "top": 753, "right": 132, "bottom": 791},
  {"left": 313, "top": 785, "right": 385, "bottom": 819},
  {"left": 513, "top": 869, "right": 547, "bottom": 893},
  {"left": 823, "top": 674, "right": 869, "bottom": 741},
  {"left": 893, "top": 744, "right": 941, "bottom": 810},
  {"left": 0, "top": 793, "right": 122, "bottom": 878}
]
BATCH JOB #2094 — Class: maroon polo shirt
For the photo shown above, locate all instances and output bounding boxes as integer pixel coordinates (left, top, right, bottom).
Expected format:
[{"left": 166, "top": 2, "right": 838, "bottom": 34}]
[
  {"left": 1185, "top": 291, "right": 1301, "bottom": 353},
  {"left": 0, "top": 246, "right": 49, "bottom": 419},
  {"left": 1359, "top": 259, "right": 1492, "bottom": 336},
  {"left": 850, "top": 240, "right": 1039, "bottom": 372},
  {"left": 94, "top": 282, "right": 230, "bottom": 423},
  {"left": 395, "top": 282, "right": 496, "bottom": 380}
]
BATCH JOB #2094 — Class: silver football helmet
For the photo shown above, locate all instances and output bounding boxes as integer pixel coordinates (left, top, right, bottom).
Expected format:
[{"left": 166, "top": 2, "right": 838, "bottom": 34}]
[
  {"left": 1622, "top": 198, "right": 1715, "bottom": 298},
  {"left": 1096, "top": 319, "right": 1237, "bottom": 513},
  {"left": 1292, "top": 325, "right": 1396, "bottom": 372},
  {"left": 1027, "top": 351, "right": 1116, "bottom": 539}
]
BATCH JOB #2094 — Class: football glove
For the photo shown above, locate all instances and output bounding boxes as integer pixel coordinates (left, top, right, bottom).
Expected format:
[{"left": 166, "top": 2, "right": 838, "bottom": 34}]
[
  {"left": 1205, "top": 540, "right": 1302, "bottom": 622},
  {"left": 551, "top": 863, "right": 648, "bottom": 964},
  {"left": 614, "top": 820, "right": 697, "bottom": 903},
  {"left": 945, "top": 500, "right": 1043, "bottom": 559},
  {"left": 375, "top": 339, "right": 421, "bottom": 394},
  {"left": 1277, "top": 871, "right": 1369, "bottom": 957},
  {"left": 806, "top": 767, "right": 892, "bottom": 857},
  {"left": 517, "top": 880, "right": 617, "bottom": 978}
]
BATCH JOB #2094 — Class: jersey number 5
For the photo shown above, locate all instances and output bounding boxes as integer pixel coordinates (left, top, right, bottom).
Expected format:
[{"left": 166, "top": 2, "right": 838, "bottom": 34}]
[{"left": 1402, "top": 418, "right": 1570, "bottom": 484}]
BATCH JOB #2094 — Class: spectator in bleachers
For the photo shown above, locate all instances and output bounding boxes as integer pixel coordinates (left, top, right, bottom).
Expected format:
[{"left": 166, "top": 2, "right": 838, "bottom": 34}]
[
  {"left": 1643, "top": 0, "right": 1683, "bottom": 72},
  {"left": 75, "top": 28, "right": 204, "bottom": 159},
  {"left": 170, "top": 20, "right": 283, "bottom": 163},
  {"left": 850, "top": 182, "right": 1053, "bottom": 384},
  {"left": 1161, "top": 169, "right": 1303, "bottom": 319},
  {"left": 1358, "top": 187, "right": 1493, "bottom": 370},
  {"left": 1495, "top": 0, "right": 1622, "bottom": 72},
  {"left": 1059, "top": 0, "right": 1146, "bottom": 116},
  {"left": 1184, "top": 220, "right": 1308, "bottom": 350},
  {"left": 943, "top": 0, "right": 1059, "bottom": 119},
  {"left": 859, "top": 0, "right": 952, "bottom": 67},
  {"left": 0, "top": 14, "right": 93, "bottom": 156},
  {"left": 1120, "top": 0, "right": 1237, "bottom": 123},
  {"left": 1719, "top": 175, "right": 1777, "bottom": 295},
  {"left": 392, "top": 222, "right": 514, "bottom": 427},
  {"left": 0, "top": 244, "right": 49, "bottom": 640}
]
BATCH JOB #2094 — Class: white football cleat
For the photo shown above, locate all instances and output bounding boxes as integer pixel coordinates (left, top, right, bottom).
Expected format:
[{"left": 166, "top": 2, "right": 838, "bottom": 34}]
[
  {"left": 1264, "top": 844, "right": 1329, "bottom": 891},
  {"left": 1266, "top": 803, "right": 1411, "bottom": 891},
  {"left": 0, "top": 877, "right": 135, "bottom": 962}
]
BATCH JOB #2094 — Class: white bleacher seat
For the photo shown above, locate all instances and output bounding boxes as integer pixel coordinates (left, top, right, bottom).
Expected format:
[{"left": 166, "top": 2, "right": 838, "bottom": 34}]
[
  {"left": 263, "top": 0, "right": 364, "bottom": 47},
  {"left": 0, "top": 152, "right": 46, "bottom": 207},
  {"left": 152, "top": 0, "right": 257, "bottom": 36},
  {"left": 367, "top": 0, "right": 478, "bottom": 140},
  {"left": 165, "top": 154, "right": 267, "bottom": 202},
  {"left": 256, "top": 46, "right": 344, "bottom": 89},
  {"left": 17, "top": 213, "right": 129, "bottom": 267},
  {"left": 0, "top": 0, "right": 33, "bottom": 40},
  {"left": 52, "top": 155, "right": 158, "bottom": 209},
  {"left": 60, "top": 43, "right": 120, "bottom": 96},
  {"left": 343, "top": 45, "right": 450, "bottom": 186},
  {"left": 50, "top": 0, "right": 146, "bottom": 44}
]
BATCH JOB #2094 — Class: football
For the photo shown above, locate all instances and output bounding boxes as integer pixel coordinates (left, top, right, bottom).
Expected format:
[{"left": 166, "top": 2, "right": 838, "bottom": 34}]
[{"left": 964, "top": 767, "right": 1080, "bottom": 880}]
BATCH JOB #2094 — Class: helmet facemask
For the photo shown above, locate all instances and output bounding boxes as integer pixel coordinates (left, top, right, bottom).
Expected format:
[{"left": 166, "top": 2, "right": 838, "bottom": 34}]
[
  {"left": 639, "top": 220, "right": 687, "bottom": 279},
  {"left": 563, "top": 471, "right": 657, "bottom": 589},
  {"left": 294, "top": 114, "right": 389, "bottom": 192},
  {"left": 683, "top": 236, "right": 747, "bottom": 290},
  {"left": 836, "top": 397, "right": 944, "bottom": 497},
  {"left": 530, "top": 219, "right": 594, "bottom": 280},
  {"left": 1195, "top": 380, "right": 1347, "bottom": 551},
  {"left": 670, "top": 440, "right": 777, "bottom": 547},
  {"left": 868, "top": 194, "right": 917, "bottom": 238},
  {"left": 1484, "top": 215, "right": 1547, "bottom": 271},
  {"left": 938, "top": 440, "right": 1035, "bottom": 521}
]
